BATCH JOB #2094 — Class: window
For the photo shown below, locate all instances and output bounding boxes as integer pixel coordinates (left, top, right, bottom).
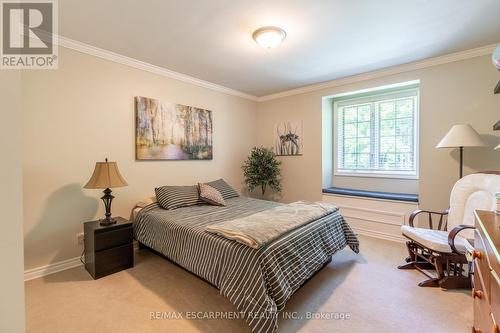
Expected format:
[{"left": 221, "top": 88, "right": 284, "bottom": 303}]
[{"left": 334, "top": 83, "right": 419, "bottom": 179}]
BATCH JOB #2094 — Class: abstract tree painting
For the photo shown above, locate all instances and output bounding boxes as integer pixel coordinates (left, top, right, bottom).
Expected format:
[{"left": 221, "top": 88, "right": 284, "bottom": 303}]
[
  {"left": 275, "top": 121, "right": 303, "bottom": 156},
  {"left": 135, "top": 96, "right": 213, "bottom": 160}
]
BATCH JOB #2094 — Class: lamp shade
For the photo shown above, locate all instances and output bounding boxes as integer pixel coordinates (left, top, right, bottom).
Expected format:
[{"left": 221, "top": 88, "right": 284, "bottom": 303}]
[
  {"left": 84, "top": 160, "right": 128, "bottom": 189},
  {"left": 436, "top": 124, "right": 487, "bottom": 148}
]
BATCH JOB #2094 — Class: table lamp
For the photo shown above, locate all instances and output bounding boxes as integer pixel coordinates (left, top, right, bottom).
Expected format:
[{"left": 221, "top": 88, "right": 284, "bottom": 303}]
[
  {"left": 436, "top": 124, "right": 487, "bottom": 178},
  {"left": 84, "top": 158, "right": 128, "bottom": 225}
]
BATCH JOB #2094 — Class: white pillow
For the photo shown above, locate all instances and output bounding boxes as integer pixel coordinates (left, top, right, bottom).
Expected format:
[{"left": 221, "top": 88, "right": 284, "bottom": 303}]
[{"left": 136, "top": 196, "right": 157, "bottom": 208}]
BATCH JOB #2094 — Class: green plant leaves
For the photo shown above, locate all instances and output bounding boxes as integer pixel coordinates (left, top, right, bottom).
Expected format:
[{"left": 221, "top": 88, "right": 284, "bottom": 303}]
[{"left": 242, "top": 146, "right": 282, "bottom": 196}]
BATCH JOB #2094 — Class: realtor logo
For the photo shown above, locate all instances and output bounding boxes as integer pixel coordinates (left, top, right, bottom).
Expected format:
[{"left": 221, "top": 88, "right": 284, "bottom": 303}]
[{"left": 1, "top": 0, "right": 58, "bottom": 69}]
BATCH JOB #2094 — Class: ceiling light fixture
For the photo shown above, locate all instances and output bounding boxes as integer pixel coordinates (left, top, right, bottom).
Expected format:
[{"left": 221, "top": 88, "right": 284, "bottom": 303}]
[{"left": 252, "top": 26, "right": 287, "bottom": 49}]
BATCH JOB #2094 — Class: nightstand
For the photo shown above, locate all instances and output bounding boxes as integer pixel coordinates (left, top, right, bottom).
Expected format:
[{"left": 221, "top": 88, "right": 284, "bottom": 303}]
[{"left": 84, "top": 217, "right": 134, "bottom": 279}]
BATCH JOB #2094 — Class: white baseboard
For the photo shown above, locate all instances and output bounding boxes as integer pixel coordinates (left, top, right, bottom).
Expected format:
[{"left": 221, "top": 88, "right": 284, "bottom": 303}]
[
  {"left": 23, "top": 225, "right": 403, "bottom": 281},
  {"left": 23, "top": 230, "right": 402, "bottom": 281},
  {"left": 24, "top": 242, "right": 141, "bottom": 281},
  {"left": 24, "top": 256, "right": 82, "bottom": 281}
]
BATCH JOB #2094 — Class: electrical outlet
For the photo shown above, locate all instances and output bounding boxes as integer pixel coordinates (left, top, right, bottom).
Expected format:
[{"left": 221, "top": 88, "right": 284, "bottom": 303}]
[{"left": 76, "top": 232, "right": 84, "bottom": 245}]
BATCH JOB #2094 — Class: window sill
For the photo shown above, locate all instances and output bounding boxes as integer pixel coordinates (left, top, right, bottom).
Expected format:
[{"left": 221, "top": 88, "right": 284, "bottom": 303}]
[
  {"left": 334, "top": 171, "right": 419, "bottom": 180},
  {"left": 322, "top": 187, "right": 419, "bottom": 203}
]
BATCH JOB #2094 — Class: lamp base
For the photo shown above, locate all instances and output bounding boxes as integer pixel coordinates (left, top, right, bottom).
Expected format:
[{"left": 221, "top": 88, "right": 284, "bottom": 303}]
[
  {"left": 100, "top": 188, "right": 116, "bottom": 226},
  {"left": 99, "top": 217, "right": 117, "bottom": 226}
]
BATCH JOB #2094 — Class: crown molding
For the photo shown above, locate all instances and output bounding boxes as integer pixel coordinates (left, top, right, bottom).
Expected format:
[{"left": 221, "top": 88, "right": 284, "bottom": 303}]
[
  {"left": 257, "top": 43, "right": 498, "bottom": 102},
  {"left": 56, "top": 35, "right": 259, "bottom": 102},
  {"left": 56, "top": 35, "right": 496, "bottom": 103}
]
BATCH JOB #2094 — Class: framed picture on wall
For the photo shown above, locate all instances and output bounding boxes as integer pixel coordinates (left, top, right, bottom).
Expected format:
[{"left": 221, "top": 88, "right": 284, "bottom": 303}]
[
  {"left": 275, "top": 121, "right": 303, "bottom": 156},
  {"left": 135, "top": 96, "right": 213, "bottom": 160}
]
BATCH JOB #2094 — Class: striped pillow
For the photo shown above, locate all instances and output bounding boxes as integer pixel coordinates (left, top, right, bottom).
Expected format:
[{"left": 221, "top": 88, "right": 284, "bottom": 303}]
[
  {"left": 155, "top": 185, "right": 204, "bottom": 210},
  {"left": 205, "top": 179, "right": 239, "bottom": 199},
  {"left": 198, "top": 183, "right": 226, "bottom": 206}
]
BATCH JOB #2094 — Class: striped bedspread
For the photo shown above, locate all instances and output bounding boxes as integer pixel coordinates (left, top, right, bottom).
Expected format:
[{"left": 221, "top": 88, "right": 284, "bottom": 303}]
[{"left": 134, "top": 197, "right": 359, "bottom": 333}]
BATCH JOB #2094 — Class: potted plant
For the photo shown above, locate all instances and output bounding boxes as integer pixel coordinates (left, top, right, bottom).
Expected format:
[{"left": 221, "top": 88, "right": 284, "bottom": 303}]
[{"left": 242, "top": 146, "right": 282, "bottom": 198}]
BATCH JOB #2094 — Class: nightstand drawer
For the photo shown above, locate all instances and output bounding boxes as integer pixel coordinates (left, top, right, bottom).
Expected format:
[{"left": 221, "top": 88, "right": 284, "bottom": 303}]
[
  {"left": 492, "top": 270, "right": 500, "bottom": 328},
  {"left": 95, "top": 226, "right": 133, "bottom": 251},
  {"left": 475, "top": 229, "right": 491, "bottom": 300},
  {"left": 94, "top": 243, "right": 133, "bottom": 279},
  {"left": 474, "top": 261, "right": 490, "bottom": 333},
  {"left": 84, "top": 217, "right": 134, "bottom": 280}
]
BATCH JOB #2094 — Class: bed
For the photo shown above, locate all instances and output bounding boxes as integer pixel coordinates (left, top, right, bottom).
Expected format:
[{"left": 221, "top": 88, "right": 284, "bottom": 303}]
[{"left": 134, "top": 196, "right": 359, "bottom": 333}]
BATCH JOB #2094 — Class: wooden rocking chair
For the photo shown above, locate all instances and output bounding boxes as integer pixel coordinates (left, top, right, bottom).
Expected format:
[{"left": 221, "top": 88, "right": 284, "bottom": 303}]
[{"left": 398, "top": 172, "right": 500, "bottom": 289}]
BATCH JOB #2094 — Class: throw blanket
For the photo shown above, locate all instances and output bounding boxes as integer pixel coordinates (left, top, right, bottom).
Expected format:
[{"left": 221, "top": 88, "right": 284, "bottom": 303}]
[{"left": 205, "top": 201, "right": 338, "bottom": 248}]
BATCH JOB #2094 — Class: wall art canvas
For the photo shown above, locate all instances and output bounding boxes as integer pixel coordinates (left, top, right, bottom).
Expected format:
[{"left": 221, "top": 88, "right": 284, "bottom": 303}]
[
  {"left": 275, "top": 121, "right": 303, "bottom": 156},
  {"left": 135, "top": 96, "right": 213, "bottom": 160}
]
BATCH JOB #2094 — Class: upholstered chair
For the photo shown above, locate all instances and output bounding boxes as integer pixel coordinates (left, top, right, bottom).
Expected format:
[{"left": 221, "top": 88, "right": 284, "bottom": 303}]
[{"left": 398, "top": 172, "right": 500, "bottom": 289}]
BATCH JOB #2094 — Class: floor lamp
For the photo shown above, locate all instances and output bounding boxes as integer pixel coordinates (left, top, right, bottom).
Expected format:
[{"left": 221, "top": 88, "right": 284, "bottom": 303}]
[{"left": 436, "top": 124, "right": 487, "bottom": 178}]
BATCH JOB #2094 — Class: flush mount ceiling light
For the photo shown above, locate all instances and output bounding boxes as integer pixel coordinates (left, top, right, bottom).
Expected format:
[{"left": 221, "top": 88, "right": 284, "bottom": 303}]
[{"left": 252, "top": 26, "right": 287, "bottom": 49}]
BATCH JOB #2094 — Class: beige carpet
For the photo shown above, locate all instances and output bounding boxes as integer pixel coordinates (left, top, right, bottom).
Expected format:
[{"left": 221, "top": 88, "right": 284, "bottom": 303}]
[{"left": 25, "top": 235, "right": 472, "bottom": 333}]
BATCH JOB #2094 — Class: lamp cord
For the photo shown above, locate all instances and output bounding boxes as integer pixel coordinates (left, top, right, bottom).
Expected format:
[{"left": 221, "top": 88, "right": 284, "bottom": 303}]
[{"left": 80, "top": 238, "right": 85, "bottom": 265}]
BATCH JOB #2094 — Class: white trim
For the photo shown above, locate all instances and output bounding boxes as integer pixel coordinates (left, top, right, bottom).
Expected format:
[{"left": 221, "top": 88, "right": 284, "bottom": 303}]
[
  {"left": 336, "top": 203, "right": 406, "bottom": 218},
  {"left": 333, "top": 171, "right": 419, "bottom": 180},
  {"left": 322, "top": 192, "right": 418, "bottom": 204},
  {"left": 336, "top": 203, "right": 406, "bottom": 227},
  {"left": 353, "top": 227, "right": 406, "bottom": 243},
  {"left": 54, "top": 35, "right": 496, "bottom": 102},
  {"left": 24, "top": 242, "right": 141, "bottom": 281},
  {"left": 332, "top": 84, "right": 420, "bottom": 180},
  {"left": 257, "top": 43, "right": 498, "bottom": 101},
  {"left": 24, "top": 256, "right": 82, "bottom": 281},
  {"left": 325, "top": 80, "right": 420, "bottom": 100},
  {"left": 56, "top": 35, "right": 259, "bottom": 101},
  {"left": 342, "top": 213, "right": 403, "bottom": 227},
  {"left": 322, "top": 193, "right": 417, "bottom": 243},
  {"left": 21, "top": 231, "right": 404, "bottom": 281}
]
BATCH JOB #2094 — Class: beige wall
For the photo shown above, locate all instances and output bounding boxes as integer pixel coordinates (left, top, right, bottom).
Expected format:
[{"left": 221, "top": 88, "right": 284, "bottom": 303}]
[
  {"left": 0, "top": 71, "right": 26, "bottom": 332},
  {"left": 22, "top": 47, "right": 257, "bottom": 270},
  {"left": 21, "top": 49, "right": 500, "bottom": 271},
  {"left": 257, "top": 55, "right": 500, "bottom": 210}
]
